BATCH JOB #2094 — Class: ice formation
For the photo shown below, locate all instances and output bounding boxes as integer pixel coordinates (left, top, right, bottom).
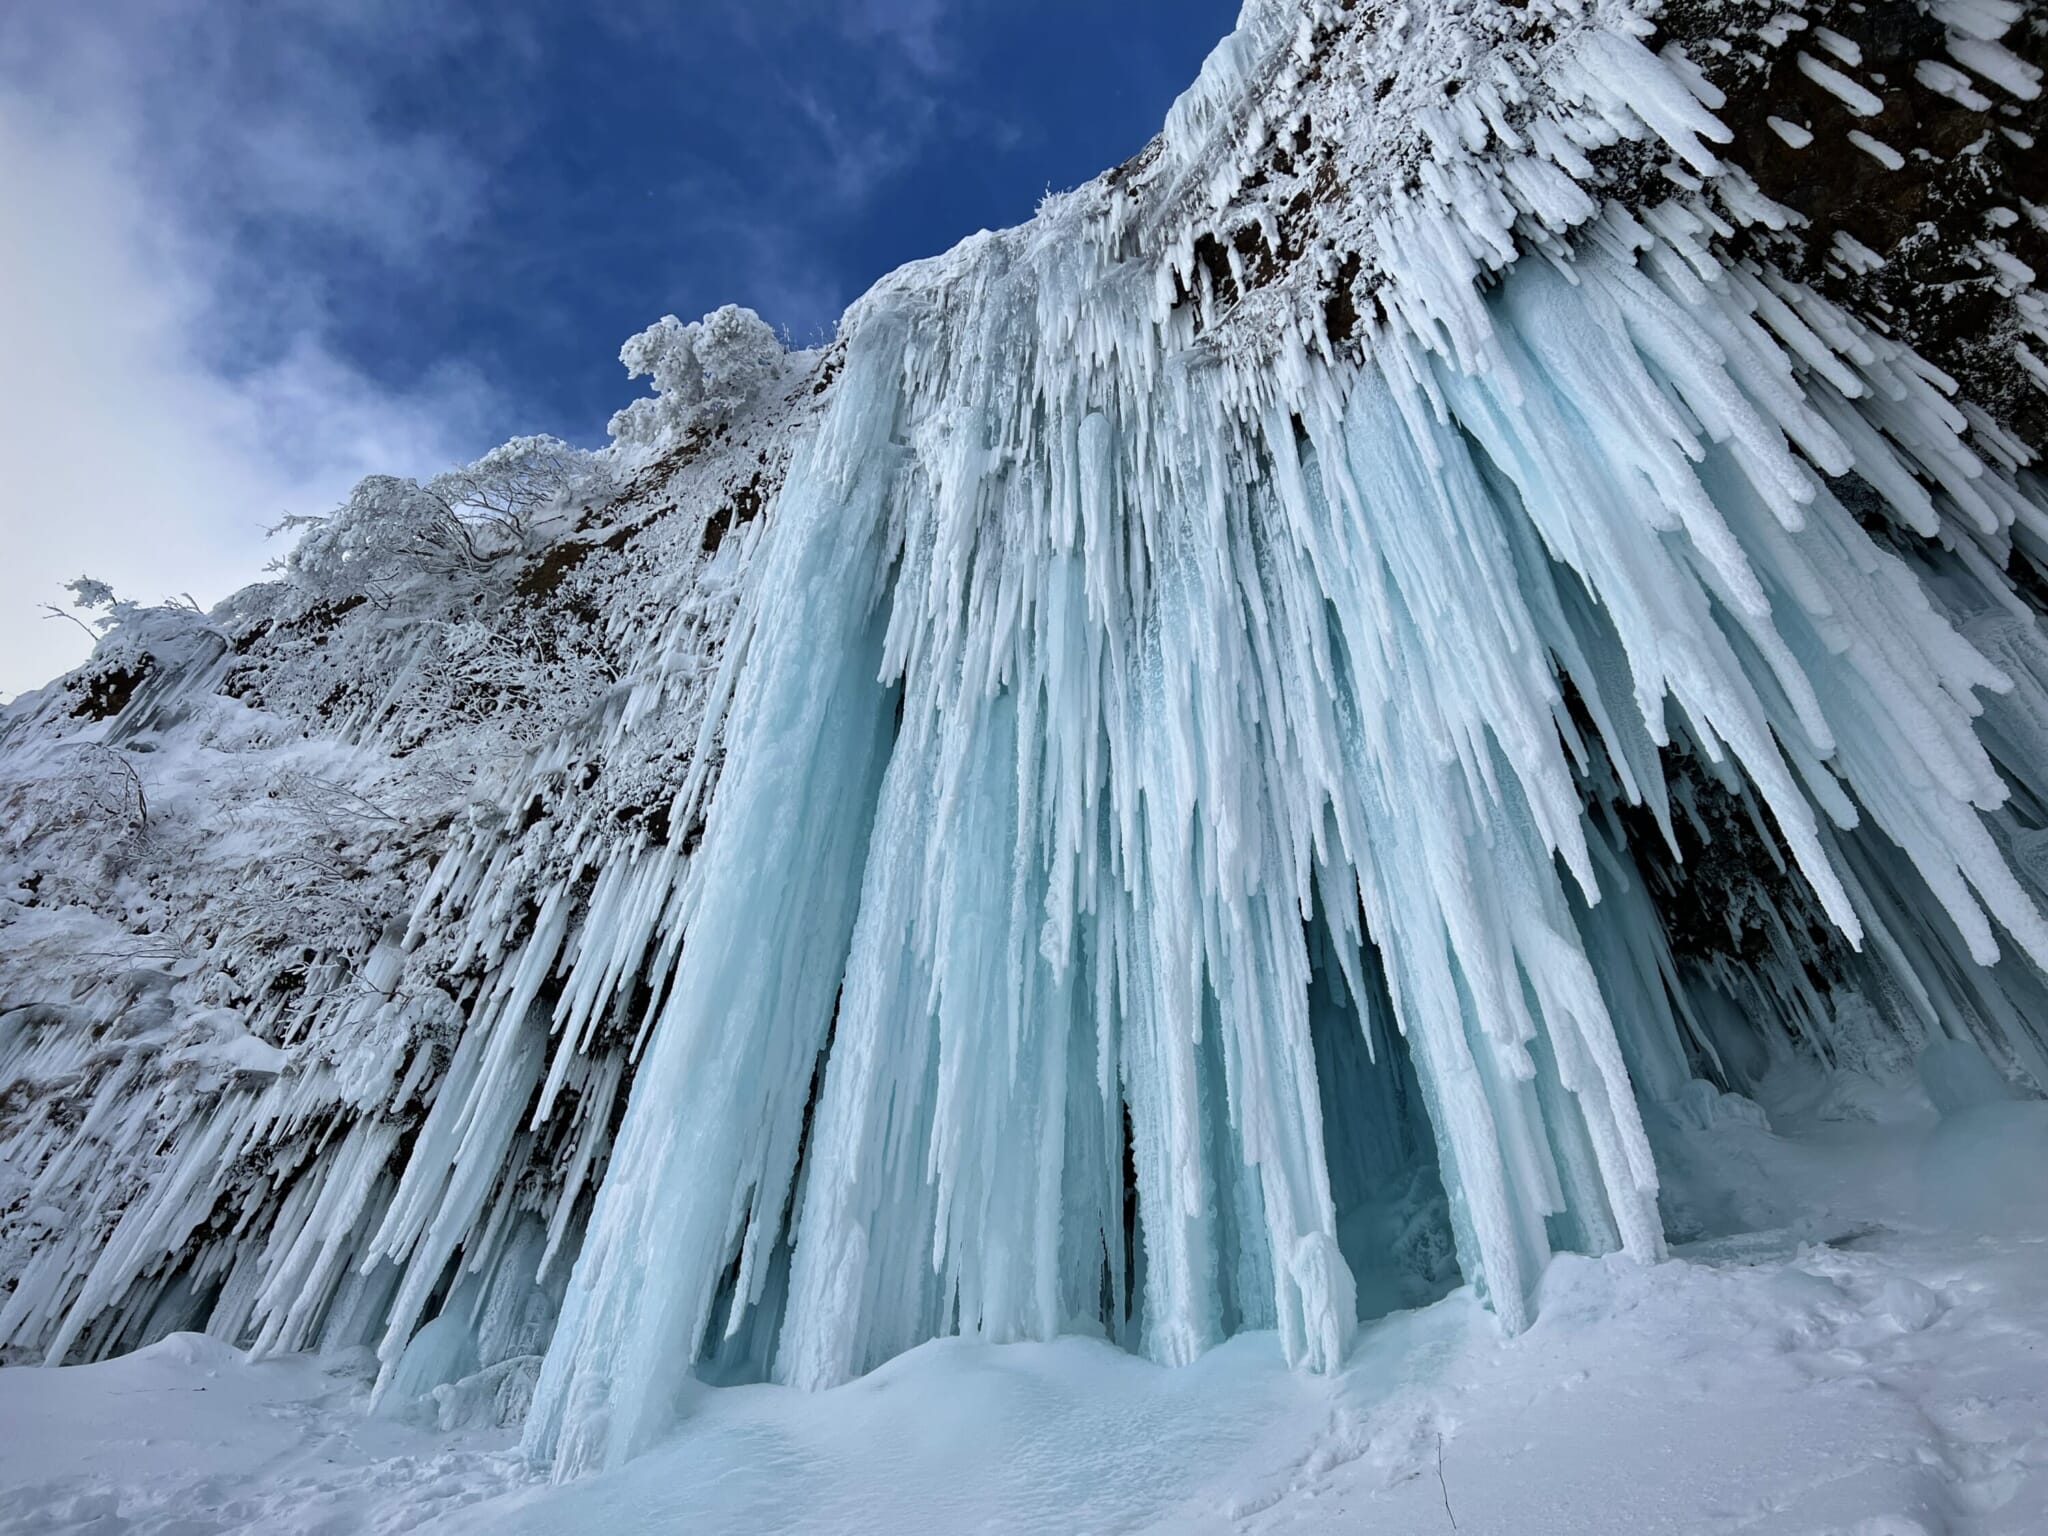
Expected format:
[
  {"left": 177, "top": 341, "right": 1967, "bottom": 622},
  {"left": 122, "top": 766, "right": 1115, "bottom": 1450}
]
[{"left": 5, "top": 0, "right": 2048, "bottom": 1485}]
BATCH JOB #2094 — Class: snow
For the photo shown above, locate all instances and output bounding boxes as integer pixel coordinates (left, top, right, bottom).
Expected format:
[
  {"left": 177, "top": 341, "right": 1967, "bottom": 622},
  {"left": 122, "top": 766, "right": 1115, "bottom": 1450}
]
[
  {"left": 1796, "top": 52, "right": 1885, "bottom": 118},
  {"left": 1849, "top": 130, "right": 1908, "bottom": 170},
  {"left": 4, "top": 1083, "right": 2046, "bottom": 1534},
  {"left": 0, "top": 1333, "right": 527, "bottom": 1534},
  {"left": 1946, "top": 37, "right": 2043, "bottom": 104},
  {"left": 1918, "top": 58, "right": 1997, "bottom": 113}
]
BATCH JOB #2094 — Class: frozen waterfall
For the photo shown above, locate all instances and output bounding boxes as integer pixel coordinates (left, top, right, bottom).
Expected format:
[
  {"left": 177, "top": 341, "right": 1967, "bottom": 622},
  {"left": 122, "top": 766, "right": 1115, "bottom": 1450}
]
[
  {"left": 4, "top": 0, "right": 2048, "bottom": 1489},
  {"left": 520, "top": 200, "right": 2048, "bottom": 1466}
]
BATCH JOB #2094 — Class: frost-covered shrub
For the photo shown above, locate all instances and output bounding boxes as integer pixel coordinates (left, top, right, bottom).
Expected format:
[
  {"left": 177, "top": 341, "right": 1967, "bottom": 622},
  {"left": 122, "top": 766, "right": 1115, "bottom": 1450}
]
[
  {"left": 62, "top": 576, "right": 213, "bottom": 651},
  {"left": 0, "top": 741, "right": 150, "bottom": 860},
  {"left": 608, "top": 304, "right": 785, "bottom": 450},
  {"left": 49, "top": 578, "right": 222, "bottom": 720},
  {"left": 285, "top": 435, "right": 602, "bottom": 603}
]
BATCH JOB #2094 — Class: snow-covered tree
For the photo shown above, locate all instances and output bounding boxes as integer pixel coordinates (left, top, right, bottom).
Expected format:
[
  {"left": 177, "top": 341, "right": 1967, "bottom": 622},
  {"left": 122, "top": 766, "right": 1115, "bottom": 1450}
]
[
  {"left": 608, "top": 304, "right": 785, "bottom": 450},
  {"left": 63, "top": 576, "right": 117, "bottom": 615},
  {"left": 285, "top": 435, "right": 603, "bottom": 603}
]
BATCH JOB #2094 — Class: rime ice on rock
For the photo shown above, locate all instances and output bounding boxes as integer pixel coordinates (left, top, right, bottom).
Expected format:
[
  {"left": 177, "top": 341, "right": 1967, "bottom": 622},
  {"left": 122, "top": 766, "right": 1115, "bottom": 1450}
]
[{"left": 5, "top": 0, "right": 2048, "bottom": 1488}]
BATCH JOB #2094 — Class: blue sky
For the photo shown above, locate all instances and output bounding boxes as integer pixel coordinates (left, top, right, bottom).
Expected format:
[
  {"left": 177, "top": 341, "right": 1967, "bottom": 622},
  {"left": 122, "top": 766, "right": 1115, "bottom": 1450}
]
[
  {"left": 0, "top": 3, "right": 1237, "bottom": 695},
  {"left": 315, "top": 1, "right": 1243, "bottom": 437}
]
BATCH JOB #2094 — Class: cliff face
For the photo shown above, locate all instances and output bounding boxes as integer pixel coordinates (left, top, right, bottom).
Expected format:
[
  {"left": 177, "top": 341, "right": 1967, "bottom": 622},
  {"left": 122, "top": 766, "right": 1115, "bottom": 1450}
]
[{"left": 4, "top": 0, "right": 2048, "bottom": 1482}]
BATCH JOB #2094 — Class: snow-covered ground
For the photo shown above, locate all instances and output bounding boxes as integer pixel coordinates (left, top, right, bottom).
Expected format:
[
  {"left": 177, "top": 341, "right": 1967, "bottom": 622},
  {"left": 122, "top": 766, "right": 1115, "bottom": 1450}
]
[{"left": 6, "top": 1068, "right": 2042, "bottom": 1536}]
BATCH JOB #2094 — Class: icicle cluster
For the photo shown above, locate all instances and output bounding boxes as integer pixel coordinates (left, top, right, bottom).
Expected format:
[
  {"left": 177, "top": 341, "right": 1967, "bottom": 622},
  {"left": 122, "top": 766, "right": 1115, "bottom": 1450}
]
[
  {"left": 6, "top": 0, "right": 2048, "bottom": 1487},
  {"left": 521, "top": 0, "right": 2048, "bottom": 1474}
]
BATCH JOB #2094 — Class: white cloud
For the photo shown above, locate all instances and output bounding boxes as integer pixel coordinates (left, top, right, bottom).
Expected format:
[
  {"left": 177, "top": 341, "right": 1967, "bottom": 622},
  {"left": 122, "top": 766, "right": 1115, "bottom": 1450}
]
[{"left": 0, "top": 8, "right": 501, "bottom": 701}]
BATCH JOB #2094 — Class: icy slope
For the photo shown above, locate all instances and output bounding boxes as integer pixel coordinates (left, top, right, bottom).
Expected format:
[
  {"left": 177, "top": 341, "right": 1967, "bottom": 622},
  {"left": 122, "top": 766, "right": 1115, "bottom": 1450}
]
[{"left": 5, "top": 0, "right": 2048, "bottom": 1491}]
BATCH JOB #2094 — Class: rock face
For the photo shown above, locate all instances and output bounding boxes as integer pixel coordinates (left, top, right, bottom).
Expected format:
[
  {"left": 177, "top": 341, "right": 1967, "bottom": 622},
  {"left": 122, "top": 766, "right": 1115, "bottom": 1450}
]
[{"left": 4, "top": 0, "right": 2047, "bottom": 1483}]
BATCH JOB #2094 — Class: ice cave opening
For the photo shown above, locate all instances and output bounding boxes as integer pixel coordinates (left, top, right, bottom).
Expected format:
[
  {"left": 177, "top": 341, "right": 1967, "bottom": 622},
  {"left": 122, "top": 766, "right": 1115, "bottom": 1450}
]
[{"left": 1305, "top": 907, "right": 1460, "bottom": 1325}]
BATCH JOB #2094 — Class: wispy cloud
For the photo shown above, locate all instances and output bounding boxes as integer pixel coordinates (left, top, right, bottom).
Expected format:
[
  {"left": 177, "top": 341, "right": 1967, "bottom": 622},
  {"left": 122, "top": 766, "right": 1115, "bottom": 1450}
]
[
  {"left": 0, "top": 3, "right": 506, "bottom": 699},
  {"left": 780, "top": 80, "right": 937, "bottom": 211},
  {"left": 600, "top": 0, "right": 999, "bottom": 345},
  {"left": 841, "top": 0, "right": 958, "bottom": 77}
]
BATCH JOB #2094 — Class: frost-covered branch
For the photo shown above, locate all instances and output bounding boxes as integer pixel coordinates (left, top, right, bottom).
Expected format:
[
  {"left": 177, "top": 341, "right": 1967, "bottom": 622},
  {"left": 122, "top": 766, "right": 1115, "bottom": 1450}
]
[
  {"left": 38, "top": 603, "right": 98, "bottom": 644},
  {"left": 72, "top": 744, "right": 147, "bottom": 832}
]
